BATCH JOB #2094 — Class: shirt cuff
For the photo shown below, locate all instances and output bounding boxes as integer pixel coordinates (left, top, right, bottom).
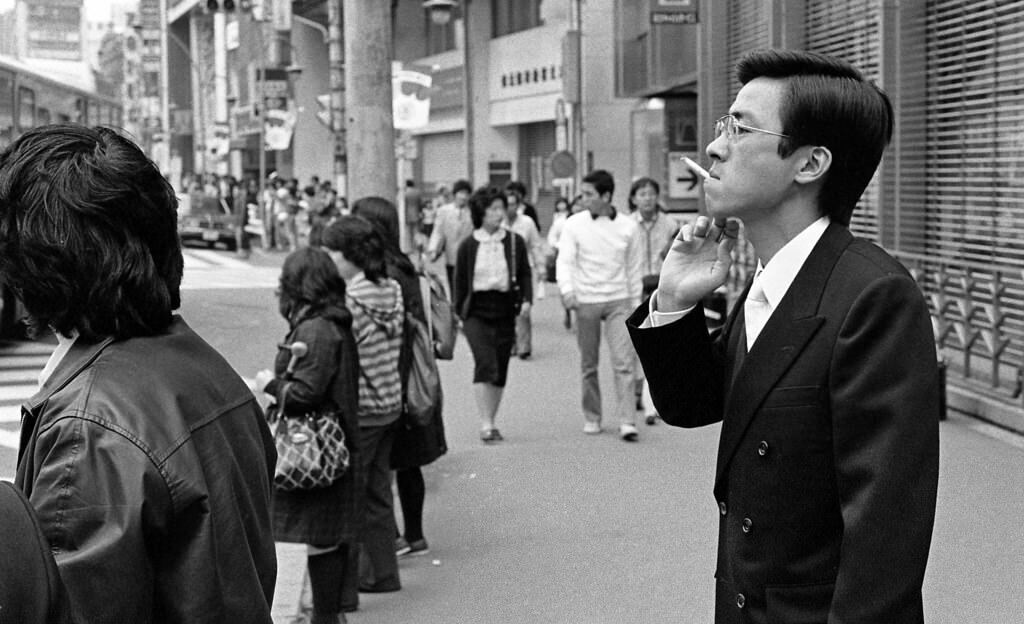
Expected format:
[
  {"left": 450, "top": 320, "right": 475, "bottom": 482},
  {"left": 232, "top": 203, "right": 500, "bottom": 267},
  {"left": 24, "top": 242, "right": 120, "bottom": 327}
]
[{"left": 639, "top": 290, "right": 694, "bottom": 328}]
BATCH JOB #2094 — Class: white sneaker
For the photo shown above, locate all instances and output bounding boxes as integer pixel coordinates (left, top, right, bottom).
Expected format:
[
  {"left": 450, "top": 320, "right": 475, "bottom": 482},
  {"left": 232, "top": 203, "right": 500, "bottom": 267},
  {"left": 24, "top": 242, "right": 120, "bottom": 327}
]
[
  {"left": 583, "top": 421, "right": 602, "bottom": 435},
  {"left": 619, "top": 423, "right": 639, "bottom": 441}
]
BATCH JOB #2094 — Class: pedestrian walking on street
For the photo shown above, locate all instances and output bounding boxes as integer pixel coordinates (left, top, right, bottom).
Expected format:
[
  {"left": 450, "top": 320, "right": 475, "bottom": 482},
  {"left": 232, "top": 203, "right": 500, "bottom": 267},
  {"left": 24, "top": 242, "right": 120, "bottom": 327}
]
[
  {"left": 0, "top": 125, "right": 278, "bottom": 623},
  {"left": 453, "top": 187, "right": 532, "bottom": 443},
  {"left": 546, "top": 196, "right": 572, "bottom": 329},
  {"left": 628, "top": 49, "right": 940, "bottom": 623},
  {"left": 322, "top": 216, "right": 406, "bottom": 594},
  {"left": 629, "top": 177, "right": 678, "bottom": 425},
  {"left": 351, "top": 197, "right": 448, "bottom": 559},
  {"left": 426, "top": 179, "right": 474, "bottom": 297},
  {"left": 556, "top": 169, "right": 644, "bottom": 441},
  {"left": 504, "top": 183, "right": 544, "bottom": 359},
  {"left": 255, "top": 247, "right": 364, "bottom": 624}
]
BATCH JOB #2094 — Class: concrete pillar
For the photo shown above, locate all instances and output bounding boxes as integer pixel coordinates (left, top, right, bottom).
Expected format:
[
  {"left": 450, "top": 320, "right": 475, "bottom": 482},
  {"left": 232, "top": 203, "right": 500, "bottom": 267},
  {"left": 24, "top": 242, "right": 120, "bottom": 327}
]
[{"left": 342, "top": 0, "right": 396, "bottom": 203}]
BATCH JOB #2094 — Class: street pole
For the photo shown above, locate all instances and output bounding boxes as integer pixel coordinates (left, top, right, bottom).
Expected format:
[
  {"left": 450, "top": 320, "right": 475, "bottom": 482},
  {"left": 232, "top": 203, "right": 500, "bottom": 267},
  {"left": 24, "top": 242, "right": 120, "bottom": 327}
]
[
  {"left": 327, "top": 0, "right": 346, "bottom": 193},
  {"left": 256, "top": 17, "right": 269, "bottom": 249},
  {"left": 462, "top": 0, "right": 473, "bottom": 184},
  {"left": 342, "top": 0, "right": 395, "bottom": 203},
  {"left": 158, "top": 0, "right": 171, "bottom": 178}
]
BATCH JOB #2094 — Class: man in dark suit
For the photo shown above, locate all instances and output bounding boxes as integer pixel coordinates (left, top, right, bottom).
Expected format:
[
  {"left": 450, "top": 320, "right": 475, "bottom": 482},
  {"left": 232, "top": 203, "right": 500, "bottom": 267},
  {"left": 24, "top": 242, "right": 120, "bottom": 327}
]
[{"left": 627, "top": 49, "right": 940, "bottom": 623}]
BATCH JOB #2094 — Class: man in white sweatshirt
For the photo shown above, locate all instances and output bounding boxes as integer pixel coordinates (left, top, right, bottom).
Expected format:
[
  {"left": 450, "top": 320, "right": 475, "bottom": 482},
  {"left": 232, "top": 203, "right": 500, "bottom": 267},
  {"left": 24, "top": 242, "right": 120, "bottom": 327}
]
[{"left": 556, "top": 169, "right": 644, "bottom": 441}]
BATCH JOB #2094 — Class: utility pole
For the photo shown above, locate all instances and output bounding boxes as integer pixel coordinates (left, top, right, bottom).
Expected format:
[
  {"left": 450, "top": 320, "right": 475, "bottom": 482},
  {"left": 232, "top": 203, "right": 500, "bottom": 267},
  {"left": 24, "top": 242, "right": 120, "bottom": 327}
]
[
  {"left": 343, "top": 0, "right": 396, "bottom": 203},
  {"left": 327, "top": 0, "right": 346, "bottom": 191}
]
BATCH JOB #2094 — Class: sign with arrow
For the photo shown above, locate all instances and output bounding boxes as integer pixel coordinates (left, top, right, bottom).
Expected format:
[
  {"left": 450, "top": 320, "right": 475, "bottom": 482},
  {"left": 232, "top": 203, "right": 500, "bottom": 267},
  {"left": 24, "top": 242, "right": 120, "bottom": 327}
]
[{"left": 667, "top": 150, "right": 701, "bottom": 199}]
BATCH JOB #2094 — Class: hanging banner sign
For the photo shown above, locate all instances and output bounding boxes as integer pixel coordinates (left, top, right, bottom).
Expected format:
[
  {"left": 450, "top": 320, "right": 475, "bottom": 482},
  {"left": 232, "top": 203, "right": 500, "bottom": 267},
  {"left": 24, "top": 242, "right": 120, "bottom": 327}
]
[{"left": 392, "top": 62, "right": 433, "bottom": 130}]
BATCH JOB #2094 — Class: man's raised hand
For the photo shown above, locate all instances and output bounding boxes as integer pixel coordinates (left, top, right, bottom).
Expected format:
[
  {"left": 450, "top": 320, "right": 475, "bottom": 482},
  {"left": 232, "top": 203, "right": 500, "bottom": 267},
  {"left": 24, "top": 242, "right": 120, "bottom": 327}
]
[{"left": 655, "top": 216, "right": 740, "bottom": 312}]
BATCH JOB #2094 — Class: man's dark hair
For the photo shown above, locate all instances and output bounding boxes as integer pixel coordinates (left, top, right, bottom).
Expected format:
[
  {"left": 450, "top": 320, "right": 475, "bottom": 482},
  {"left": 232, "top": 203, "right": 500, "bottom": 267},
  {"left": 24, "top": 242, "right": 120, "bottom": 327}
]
[
  {"left": 504, "top": 180, "right": 527, "bottom": 198},
  {"left": 0, "top": 125, "right": 183, "bottom": 340},
  {"left": 582, "top": 169, "right": 615, "bottom": 199},
  {"left": 321, "top": 215, "right": 387, "bottom": 282},
  {"left": 277, "top": 247, "right": 351, "bottom": 327},
  {"left": 452, "top": 179, "right": 473, "bottom": 196},
  {"left": 468, "top": 186, "right": 506, "bottom": 229},
  {"left": 736, "top": 48, "right": 893, "bottom": 226}
]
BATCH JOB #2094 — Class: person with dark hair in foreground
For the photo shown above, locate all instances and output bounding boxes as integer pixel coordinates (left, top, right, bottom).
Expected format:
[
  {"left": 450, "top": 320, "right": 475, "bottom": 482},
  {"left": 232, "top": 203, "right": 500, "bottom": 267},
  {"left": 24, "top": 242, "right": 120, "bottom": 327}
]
[
  {"left": 0, "top": 125, "right": 277, "bottom": 623},
  {"left": 628, "top": 49, "right": 939, "bottom": 623}
]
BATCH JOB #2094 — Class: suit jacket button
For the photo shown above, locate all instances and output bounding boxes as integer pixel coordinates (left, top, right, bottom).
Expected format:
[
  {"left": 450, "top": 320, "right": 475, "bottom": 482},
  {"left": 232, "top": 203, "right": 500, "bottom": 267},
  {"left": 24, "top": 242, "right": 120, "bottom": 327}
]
[
  {"left": 757, "top": 440, "right": 769, "bottom": 456},
  {"left": 741, "top": 517, "right": 753, "bottom": 533},
  {"left": 736, "top": 593, "right": 746, "bottom": 609},
  {"left": 719, "top": 501, "right": 727, "bottom": 516}
]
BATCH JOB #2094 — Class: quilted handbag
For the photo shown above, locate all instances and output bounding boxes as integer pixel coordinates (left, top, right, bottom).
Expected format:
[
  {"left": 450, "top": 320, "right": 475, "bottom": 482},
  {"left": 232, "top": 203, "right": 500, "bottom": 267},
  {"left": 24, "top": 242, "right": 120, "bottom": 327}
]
[{"left": 267, "top": 384, "right": 350, "bottom": 491}]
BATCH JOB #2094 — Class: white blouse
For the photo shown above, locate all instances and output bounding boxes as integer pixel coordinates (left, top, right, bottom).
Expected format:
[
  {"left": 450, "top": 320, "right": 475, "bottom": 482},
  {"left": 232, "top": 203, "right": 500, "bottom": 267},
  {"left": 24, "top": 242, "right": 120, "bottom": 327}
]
[{"left": 472, "top": 228, "right": 510, "bottom": 292}]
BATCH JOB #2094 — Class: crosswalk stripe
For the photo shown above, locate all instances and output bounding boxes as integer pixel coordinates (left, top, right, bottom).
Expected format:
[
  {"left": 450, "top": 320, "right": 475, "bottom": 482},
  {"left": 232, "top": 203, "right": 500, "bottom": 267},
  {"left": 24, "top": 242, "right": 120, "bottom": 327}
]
[
  {"left": 0, "top": 428, "right": 19, "bottom": 450},
  {"left": 0, "top": 385, "right": 38, "bottom": 402},
  {"left": 0, "top": 355, "right": 51, "bottom": 369},
  {"left": 186, "top": 248, "right": 254, "bottom": 269},
  {"left": 0, "top": 370, "right": 38, "bottom": 385},
  {"left": 181, "top": 267, "right": 279, "bottom": 290},
  {"left": 0, "top": 404, "right": 23, "bottom": 423}
]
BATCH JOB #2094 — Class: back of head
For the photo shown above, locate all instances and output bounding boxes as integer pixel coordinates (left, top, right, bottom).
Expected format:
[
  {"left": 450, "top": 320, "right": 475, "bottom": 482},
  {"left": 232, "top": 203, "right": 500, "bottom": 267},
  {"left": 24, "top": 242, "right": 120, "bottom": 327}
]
[
  {"left": 0, "top": 125, "right": 183, "bottom": 340},
  {"left": 451, "top": 179, "right": 473, "bottom": 196},
  {"left": 351, "top": 196, "right": 400, "bottom": 248},
  {"left": 278, "top": 247, "right": 351, "bottom": 327},
  {"left": 321, "top": 214, "right": 387, "bottom": 282},
  {"left": 351, "top": 195, "right": 415, "bottom": 276},
  {"left": 737, "top": 48, "right": 893, "bottom": 226},
  {"left": 582, "top": 169, "right": 615, "bottom": 199}
]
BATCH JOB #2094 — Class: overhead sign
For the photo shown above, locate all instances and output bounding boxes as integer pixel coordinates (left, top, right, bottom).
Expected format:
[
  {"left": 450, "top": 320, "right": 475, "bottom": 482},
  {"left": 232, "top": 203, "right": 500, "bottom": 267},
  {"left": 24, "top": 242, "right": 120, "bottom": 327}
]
[
  {"left": 392, "top": 62, "right": 433, "bottom": 130},
  {"left": 668, "top": 151, "right": 701, "bottom": 200},
  {"left": 650, "top": 0, "right": 698, "bottom": 24}
]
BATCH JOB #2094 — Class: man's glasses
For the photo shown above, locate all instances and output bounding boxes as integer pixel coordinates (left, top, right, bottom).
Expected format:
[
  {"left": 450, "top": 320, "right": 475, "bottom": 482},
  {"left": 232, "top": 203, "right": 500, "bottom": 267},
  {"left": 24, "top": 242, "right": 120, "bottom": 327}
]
[{"left": 714, "top": 114, "right": 790, "bottom": 141}]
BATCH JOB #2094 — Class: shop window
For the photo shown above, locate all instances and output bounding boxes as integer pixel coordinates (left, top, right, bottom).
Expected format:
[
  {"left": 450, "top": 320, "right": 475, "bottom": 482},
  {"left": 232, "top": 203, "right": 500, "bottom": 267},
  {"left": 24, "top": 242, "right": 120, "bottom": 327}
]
[{"left": 492, "top": 0, "right": 544, "bottom": 37}]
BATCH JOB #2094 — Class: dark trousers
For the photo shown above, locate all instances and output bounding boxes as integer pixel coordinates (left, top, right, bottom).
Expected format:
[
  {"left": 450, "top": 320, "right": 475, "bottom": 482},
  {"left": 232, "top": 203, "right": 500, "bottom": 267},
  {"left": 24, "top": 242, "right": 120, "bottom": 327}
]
[{"left": 357, "top": 423, "right": 400, "bottom": 588}]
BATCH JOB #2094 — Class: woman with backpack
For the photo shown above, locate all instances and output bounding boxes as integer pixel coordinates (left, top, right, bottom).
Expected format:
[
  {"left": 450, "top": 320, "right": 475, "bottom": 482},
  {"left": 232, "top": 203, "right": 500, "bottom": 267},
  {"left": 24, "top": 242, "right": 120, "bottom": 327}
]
[
  {"left": 351, "top": 197, "right": 448, "bottom": 558},
  {"left": 321, "top": 215, "right": 405, "bottom": 594}
]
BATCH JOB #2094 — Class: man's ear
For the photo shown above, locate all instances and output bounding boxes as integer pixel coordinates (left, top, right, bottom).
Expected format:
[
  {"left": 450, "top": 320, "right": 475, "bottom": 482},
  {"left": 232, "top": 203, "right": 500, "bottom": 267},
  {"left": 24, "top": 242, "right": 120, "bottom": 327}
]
[
  {"left": 794, "top": 145, "right": 832, "bottom": 185},
  {"left": 601, "top": 192, "right": 613, "bottom": 203}
]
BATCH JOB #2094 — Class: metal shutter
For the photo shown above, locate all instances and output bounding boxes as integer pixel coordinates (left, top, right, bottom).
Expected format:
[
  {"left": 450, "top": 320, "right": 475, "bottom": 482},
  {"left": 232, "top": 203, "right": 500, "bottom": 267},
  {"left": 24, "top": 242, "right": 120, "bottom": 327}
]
[
  {"left": 726, "top": 0, "right": 771, "bottom": 98},
  {"left": 910, "top": 0, "right": 1024, "bottom": 417},
  {"left": 805, "top": 0, "right": 882, "bottom": 241},
  {"left": 421, "top": 131, "right": 466, "bottom": 189}
]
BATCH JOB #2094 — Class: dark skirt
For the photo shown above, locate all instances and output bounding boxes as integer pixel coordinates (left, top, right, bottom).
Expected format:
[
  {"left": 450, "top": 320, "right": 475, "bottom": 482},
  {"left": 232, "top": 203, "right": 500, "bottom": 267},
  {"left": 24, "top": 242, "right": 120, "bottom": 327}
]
[
  {"left": 462, "top": 311, "right": 516, "bottom": 387},
  {"left": 272, "top": 420, "right": 366, "bottom": 547}
]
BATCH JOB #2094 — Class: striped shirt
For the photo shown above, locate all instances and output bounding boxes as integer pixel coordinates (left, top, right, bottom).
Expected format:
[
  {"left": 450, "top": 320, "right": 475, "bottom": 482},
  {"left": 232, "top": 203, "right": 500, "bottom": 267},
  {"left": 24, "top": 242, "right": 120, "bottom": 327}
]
[{"left": 345, "top": 272, "right": 405, "bottom": 426}]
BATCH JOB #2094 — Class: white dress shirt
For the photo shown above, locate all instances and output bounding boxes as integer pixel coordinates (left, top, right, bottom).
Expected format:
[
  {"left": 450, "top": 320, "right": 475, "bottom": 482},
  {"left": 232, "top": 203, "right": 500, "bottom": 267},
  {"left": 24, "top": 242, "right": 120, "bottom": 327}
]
[
  {"left": 645, "top": 216, "right": 831, "bottom": 329},
  {"left": 471, "top": 227, "right": 510, "bottom": 292},
  {"left": 39, "top": 330, "right": 78, "bottom": 387}
]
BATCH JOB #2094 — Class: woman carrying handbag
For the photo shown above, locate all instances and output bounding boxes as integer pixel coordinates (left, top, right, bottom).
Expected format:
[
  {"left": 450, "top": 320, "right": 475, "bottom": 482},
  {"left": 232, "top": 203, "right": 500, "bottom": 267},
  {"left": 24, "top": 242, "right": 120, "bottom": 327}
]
[{"left": 254, "top": 247, "right": 363, "bottom": 624}]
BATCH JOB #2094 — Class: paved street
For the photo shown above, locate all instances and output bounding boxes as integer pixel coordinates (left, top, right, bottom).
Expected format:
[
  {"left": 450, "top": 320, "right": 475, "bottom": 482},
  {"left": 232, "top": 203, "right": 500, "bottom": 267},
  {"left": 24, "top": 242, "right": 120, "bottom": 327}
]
[{"left": 2, "top": 251, "right": 1024, "bottom": 622}]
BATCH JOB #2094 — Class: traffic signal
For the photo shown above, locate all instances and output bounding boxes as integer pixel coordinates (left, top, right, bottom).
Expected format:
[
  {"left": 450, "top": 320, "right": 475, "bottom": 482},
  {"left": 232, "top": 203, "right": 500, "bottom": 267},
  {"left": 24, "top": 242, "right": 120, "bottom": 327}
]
[{"left": 206, "top": 0, "right": 236, "bottom": 11}]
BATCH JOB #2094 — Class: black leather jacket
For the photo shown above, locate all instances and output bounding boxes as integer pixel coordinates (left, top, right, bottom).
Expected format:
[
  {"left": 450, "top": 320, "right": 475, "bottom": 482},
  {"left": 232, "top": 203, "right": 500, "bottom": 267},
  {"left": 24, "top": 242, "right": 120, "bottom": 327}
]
[{"left": 16, "top": 316, "right": 277, "bottom": 623}]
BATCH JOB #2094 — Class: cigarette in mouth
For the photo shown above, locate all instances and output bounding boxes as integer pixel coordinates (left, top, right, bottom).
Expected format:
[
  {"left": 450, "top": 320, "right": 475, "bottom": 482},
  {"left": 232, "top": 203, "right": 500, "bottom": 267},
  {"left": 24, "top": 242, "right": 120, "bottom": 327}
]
[
  {"left": 681, "top": 157, "right": 727, "bottom": 240},
  {"left": 681, "top": 156, "right": 710, "bottom": 181}
]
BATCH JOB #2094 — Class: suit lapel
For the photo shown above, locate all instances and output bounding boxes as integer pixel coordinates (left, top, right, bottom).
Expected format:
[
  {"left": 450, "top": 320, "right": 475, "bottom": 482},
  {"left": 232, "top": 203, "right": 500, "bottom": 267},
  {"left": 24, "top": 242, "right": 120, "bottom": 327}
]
[{"left": 715, "top": 224, "right": 852, "bottom": 488}]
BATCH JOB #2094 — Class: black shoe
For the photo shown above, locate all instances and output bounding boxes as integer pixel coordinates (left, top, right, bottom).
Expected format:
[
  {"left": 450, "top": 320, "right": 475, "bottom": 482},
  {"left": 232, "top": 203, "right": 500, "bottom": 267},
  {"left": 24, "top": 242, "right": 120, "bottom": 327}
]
[
  {"left": 480, "top": 428, "right": 503, "bottom": 443},
  {"left": 358, "top": 580, "right": 401, "bottom": 593}
]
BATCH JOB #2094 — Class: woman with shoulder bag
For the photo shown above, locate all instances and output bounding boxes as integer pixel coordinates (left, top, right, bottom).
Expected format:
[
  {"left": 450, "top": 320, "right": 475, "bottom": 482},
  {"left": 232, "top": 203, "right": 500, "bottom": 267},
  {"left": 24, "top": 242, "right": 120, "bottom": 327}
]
[
  {"left": 453, "top": 186, "right": 532, "bottom": 443},
  {"left": 253, "top": 247, "right": 363, "bottom": 624},
  {"left": 322, "top": 215, "right": 406, "bottom": 594},
  {"left": 351, "top": 197, "right": 448, "bottom": 558}
]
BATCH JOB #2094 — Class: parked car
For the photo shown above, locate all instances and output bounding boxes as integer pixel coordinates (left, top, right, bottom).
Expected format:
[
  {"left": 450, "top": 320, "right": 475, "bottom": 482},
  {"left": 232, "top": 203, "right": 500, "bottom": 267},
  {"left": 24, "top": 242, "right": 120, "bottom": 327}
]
[{"left": 178, "top": 192, "right": 238, "bottom": 250}]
